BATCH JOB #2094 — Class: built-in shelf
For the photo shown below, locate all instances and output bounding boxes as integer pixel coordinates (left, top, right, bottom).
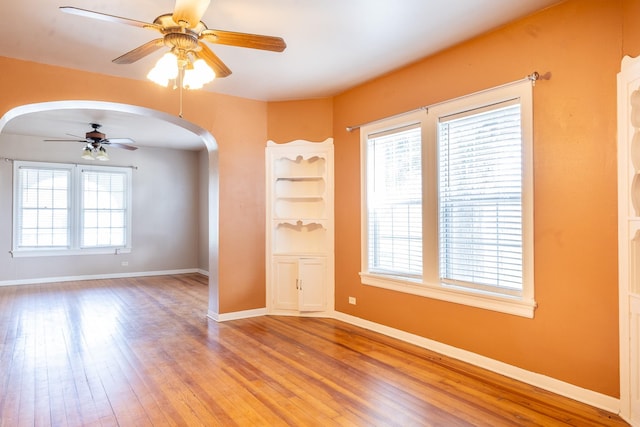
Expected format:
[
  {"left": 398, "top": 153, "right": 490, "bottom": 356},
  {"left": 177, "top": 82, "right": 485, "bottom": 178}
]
[
  {"left": 266, "top": 139, "right": 334, "bottom": 315},
  {"left": 617, "top": 54, "right": 640, "bottom": 423}
]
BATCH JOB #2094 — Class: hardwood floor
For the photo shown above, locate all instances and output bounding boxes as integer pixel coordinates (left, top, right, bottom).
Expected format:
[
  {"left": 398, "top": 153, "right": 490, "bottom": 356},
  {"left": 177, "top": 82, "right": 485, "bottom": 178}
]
[{"left": 0, "top": 274, "right": 628, "bottom": 426}]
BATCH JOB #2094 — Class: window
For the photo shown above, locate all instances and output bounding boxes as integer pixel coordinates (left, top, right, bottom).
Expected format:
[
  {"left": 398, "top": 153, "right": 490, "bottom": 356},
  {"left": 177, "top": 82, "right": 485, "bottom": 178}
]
[
  {"left": 81, "top": 170, "right": 128, "bottom": 247},
  {"left": 360, "top": 81, "right": 535, "bottom": 317},
  {"left": 13, "top": 161, "right": 132, "bottom": 256},
  {"left": 367, "top": 124, "right": 422, "bottom": 278}
]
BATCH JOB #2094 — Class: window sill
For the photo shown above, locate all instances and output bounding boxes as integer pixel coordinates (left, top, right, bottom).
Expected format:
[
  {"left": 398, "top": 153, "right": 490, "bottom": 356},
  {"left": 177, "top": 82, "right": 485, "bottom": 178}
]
[
  {"left": 360, "top": 272, "right": 536, "bottom": 318},
  {"left": 11, "top": 247, "right": 131, "bottom": 258}
]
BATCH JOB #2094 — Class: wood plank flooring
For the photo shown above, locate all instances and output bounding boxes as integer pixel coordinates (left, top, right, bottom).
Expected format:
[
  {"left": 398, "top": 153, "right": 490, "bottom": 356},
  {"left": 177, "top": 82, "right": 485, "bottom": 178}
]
[{"left": 0, "top": 273, "right": 628, "bottom": 426}]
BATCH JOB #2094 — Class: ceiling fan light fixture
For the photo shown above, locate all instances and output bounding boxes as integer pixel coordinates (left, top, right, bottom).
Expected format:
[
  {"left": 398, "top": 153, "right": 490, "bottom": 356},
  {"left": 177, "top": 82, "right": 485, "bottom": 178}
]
[
  {"left": 95, "top": 146, "right": 109, "bottom": 161},
  {"left": 183, "top": 58, "right": 215, "bottom": 89},
  {"left": 147, "top": 52, "right": 179, "bottom": 86},
  {"left": 81, "top": 146, "right": 95, "bottom": 160},
  {"left": 61, "top": 2, "right": 286, "bottom": 93}
]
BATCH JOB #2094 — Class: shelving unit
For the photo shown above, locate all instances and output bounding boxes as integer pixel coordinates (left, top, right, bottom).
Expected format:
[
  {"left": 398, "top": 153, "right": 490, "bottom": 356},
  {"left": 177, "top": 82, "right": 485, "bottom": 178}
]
[
  {"left": 617, "top": 54, "right": 640, "bottom": 425},
  {"left": 266, "top": 139, "right": 334, "bottom": 315}
]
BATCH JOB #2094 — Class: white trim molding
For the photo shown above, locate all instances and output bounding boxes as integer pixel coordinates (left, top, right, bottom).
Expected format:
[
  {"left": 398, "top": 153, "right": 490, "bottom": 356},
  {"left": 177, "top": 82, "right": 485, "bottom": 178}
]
[
  {"left": 332, "top": 312, "right": 620, "bottom": 415},
  {"left": 208, "top": 308, "right": 268, "bottom": 322},
  {"left": 216, "top": 308, "right": 619, "bottom": 415},
  {"left": 0, "top": 268, "right": 204, "bottom": 287}
]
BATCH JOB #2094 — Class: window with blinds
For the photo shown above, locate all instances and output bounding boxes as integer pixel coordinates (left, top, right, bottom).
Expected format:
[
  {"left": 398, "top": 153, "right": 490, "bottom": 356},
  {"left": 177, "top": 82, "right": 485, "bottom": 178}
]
[
  {"left": 82, "top": 170, "right": 128, "bottom": 247},
  {"left": 360, "top": 79, "right": 534, "bottom": 317},
  {"left": 366, "top": 124, "right": 422, "bottom": 277},
  {"left": 13, "top": 161, "right": 132, "bottom": 256},
  {"left": 438, "top": 101, "right": 523, "bottom": 294},
  {"left": 15, "top": 167, "right": 71, "bottom": 249}
]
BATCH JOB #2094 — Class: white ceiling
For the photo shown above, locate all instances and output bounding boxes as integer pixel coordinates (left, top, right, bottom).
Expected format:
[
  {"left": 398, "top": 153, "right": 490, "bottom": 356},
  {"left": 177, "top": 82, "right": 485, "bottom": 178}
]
[{"left": 0, "top": 0, "right": 561, "bottom": 150}]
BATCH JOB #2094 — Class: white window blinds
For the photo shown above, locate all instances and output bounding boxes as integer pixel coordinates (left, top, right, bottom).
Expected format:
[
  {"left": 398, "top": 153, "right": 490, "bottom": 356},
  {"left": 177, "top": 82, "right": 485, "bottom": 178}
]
[
  {"left": 16, "top": 167, "right": 71, "bottom": 249},
  {"left": 438, "top": 101, "right": 523, "bottom": 293},
  {"left": 13, "top": 161, "right": 133, "bottom": 256},
  {"left": 367, "top": 124, "right": 422, "bottom": 277},
  {"left": 81, "top": 170, "right": 128, "bottom": 247}
]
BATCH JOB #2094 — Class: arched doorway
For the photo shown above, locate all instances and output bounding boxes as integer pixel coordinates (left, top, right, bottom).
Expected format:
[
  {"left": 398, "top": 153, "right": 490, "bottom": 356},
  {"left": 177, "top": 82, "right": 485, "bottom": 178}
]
[{"left": 0, "top": 100, "right": 219, "bottom": 316}]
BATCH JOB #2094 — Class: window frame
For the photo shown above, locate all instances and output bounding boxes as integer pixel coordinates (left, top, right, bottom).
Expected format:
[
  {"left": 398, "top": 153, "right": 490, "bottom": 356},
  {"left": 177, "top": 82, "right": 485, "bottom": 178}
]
[
  {"left": 360, "top": 81, "right": 536, "bottom": 318},
  {"left": 12, "top": 161, "right": 133, "bottom": 257},
  {"left": 366, "top": 122, "right": 424, "bottom": 278}
]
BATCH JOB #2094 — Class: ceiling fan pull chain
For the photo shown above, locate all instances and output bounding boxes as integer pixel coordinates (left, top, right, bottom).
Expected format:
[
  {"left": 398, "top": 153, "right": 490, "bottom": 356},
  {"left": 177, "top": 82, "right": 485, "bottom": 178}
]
[{"left": 179, "top": 68, "right": 184, "bottom": 118}]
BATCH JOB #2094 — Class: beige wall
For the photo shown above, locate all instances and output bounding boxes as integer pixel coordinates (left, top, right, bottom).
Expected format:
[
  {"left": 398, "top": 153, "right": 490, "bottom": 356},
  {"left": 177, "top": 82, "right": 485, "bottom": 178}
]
[
  {"left": 198, "top": 149, "right": 209, "bottom": 272},
  {"left": 0, "top": 135, "right": 201, "bottom": 280}
]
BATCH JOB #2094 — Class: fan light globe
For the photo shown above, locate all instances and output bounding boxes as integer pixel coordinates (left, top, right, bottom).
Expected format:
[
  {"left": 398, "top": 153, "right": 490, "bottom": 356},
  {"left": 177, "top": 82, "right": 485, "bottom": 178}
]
[
  {"left": 183, "top": 69, "right": 203, "bottom": 90},
  {"left": 95, "top": 147, "right": 109, "bottom": 161},
  {"left": 183, "top": 59, "right": 215, "bottom": 89},
  {"left": 147, "top": 52, "right": 179, "bottom": 86},
  {"left": 81, "top": 147, "right": 94, "bottom": 160},
  {"left": 194, "top": 59, "right": 215, "bottom": 82}
]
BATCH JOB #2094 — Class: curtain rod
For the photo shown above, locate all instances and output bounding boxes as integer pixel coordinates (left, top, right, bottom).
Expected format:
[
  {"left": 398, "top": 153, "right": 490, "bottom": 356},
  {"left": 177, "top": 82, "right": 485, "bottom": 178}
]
[
  {"left": 345, "top": 71, "right": 545, "bottom": 132},
  {"left": 1, "top": 157, "right": 138, "bottom": 170}
]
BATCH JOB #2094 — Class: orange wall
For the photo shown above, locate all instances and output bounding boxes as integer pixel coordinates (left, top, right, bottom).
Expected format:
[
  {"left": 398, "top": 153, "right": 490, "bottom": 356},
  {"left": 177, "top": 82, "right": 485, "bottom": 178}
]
[
  {"left": 266, "top": 98, "right": 333, "bottom": 143},
  {"left": 334, "top": 0, "right": 621, "bottom": 397},
  {"left": 268, "top": 0, "right": 624, "bottom": 397},
  {"left": 0, "top": 0, "right": 630, "bottom": 398},
  {"left": 0, "top": 56, "right": 267, "bottom": 314},
  {"left": 624, "top": 0, "right": 640, "bottom": 56}
]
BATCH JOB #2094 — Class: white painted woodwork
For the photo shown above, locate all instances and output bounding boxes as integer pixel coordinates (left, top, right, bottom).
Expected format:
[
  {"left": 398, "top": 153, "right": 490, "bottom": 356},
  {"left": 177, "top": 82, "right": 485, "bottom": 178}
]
[
  {"left": 266, "top": 139, "right": 334, "bottom": 315},
  {"left": 271, "top": 256, "right": 327, "bottom": 312},
  {"left": 617, "top": 54, "right": 640, "bottom": 426}
]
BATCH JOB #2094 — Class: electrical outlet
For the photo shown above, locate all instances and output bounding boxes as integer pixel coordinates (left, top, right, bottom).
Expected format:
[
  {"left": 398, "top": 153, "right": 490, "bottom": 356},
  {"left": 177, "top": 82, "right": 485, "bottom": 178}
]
[
  {"left": 121, "top": 261, "right": 129, "bottom": 266},
  {"left": 348, "top": 296, "right": 356, "bottom": 305}
]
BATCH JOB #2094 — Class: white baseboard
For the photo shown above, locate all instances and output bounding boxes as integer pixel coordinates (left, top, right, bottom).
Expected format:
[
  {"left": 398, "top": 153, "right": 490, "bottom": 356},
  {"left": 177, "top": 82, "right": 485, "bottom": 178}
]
[
  {"left": 332, "top": 311, "right": 620, "bottom": 415},
  {"left": 0, "top": 268, "right": 204, "bottom": 287},
  {"left": 215, "top": 307, "right": 619, "bottom": 414},
  {"left": 208, "top": 307, "right": 268, "bottom": 322}
]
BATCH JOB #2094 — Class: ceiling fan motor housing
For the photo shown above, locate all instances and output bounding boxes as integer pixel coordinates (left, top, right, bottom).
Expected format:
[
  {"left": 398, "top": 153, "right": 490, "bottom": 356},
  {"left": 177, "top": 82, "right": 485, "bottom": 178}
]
[
  {"left": 165, "top": 31, "right": 199, "bottom": 51},
  {"left": 86, "top": 124, "right": 106, "bottom": 142}
]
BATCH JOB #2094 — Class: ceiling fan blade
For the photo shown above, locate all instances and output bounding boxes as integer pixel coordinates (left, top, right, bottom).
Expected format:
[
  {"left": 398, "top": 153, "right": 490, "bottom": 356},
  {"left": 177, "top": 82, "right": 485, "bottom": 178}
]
[
  {"left": 105, "top": 138, "right": 135, "bottom": 144},
  {"left": 44, "top": 139, "right": 87, "bottom": 143},
  {"left": 106, "top": 143, "right": 138, "bottom": 151},
  {"left": 113, "top": 39, "right": 166, "bottom": 64},
  {"left": 173, "top": 0, "right": 210, "bottom": 29},
  {"left": 59, "top": 6, "right": 161, "bottom": 31},
  {"left": 201, "top": 29, "right": 286, "bottom": 52},
  {"left": 196, "top": 44, "right": 232, "bottom": 78}
]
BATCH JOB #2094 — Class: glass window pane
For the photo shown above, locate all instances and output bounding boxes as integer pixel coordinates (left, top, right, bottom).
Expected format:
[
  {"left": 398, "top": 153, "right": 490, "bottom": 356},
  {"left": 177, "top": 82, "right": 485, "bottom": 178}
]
[
  {"left": 366, "top": 125, "right": 422, "bottom": 277},
  {"left": 438, "top": 103, "right": 523, "bottom": 291},
  {"left": 84, "top": 210, "right": 98, "bottom": 228},
  {"left": 81, "top": 170, "right": 129, "bottom": 248},
  {"left": 38, "top": 210, "right": 53, "bottom": 229},
  {"left": 83, "top": 228, "right": 97, "bottom": 247}
]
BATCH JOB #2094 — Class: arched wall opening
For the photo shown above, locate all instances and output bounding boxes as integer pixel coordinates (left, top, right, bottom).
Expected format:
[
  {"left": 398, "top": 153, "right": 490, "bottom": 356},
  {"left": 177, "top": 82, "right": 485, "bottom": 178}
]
[{"left": 0, "top": 100, "right": 219, "bottom": 316}]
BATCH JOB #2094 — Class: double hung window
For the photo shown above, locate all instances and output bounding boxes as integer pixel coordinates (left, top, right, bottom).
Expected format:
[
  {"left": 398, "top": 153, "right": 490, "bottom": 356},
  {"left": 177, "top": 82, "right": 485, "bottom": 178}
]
[
  {"left": 360, "top": 81, "right": 535, "bottom": 317},
  {"left": 13, "top": 161, "right": 132, "bottom": 256},
  {"left": 366, "top": 123, "right": 423, "bottom": 278}
]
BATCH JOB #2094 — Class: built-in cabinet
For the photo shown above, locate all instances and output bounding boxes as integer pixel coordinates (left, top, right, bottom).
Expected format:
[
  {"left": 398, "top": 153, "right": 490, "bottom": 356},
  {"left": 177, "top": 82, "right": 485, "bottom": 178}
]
[
  {"left": 266, "top": 139, "right": 334, "bottom": 315},
  {"left": 618, "top": 55, "right": 640, "bottom": 426}
]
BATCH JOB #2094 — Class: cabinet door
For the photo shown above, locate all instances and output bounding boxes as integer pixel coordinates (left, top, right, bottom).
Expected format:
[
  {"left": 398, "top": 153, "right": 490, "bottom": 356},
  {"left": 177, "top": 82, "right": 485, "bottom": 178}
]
[
  {"left": 298, "top": 258, "right": 326, "bottom": 312},
  {"left": 272, "top": 257, "right": 299, "bottom": 310}
]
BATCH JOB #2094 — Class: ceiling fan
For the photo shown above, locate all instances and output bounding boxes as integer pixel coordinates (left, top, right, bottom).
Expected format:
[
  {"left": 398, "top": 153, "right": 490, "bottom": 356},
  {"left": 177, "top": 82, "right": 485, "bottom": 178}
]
[
  {"left": 59, "top": 0, "right": 287, "bottom": 83},
  {"left": 45, "top": 123, "right": 138, "bottom": 161}
]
